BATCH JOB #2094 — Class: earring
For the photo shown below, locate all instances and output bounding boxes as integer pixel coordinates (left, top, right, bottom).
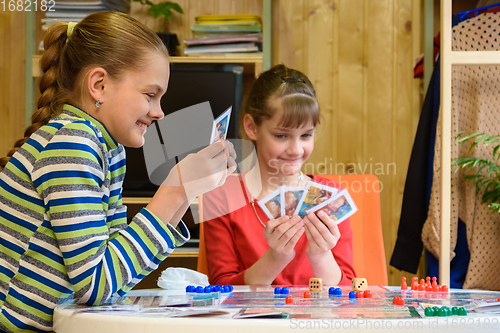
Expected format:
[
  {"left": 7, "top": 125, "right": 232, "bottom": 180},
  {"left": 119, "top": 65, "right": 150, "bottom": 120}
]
[{"left": 95, "top": 99, "right": 101, "bottom": 108}]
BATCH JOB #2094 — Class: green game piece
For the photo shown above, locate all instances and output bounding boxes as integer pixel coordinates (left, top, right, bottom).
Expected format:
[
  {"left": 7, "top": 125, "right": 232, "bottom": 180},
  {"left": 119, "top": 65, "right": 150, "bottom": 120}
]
[
  {"left": 433, "top": 306, "right": 440, "bottom": 314},
  {"left": 438, "top": 307, "right": 448, "bottom": 317},
  {"left": 424, "top": 307, "right": 435, "bottom": 317},
  {"left": 446, "top": 307, "right": 453, "bottom": 316},
  {"left": 452, "top": 306, "right": 459, "bottom": 315},
  {"left": 458, "top": 307, "right": 467, "bottom": 316}
]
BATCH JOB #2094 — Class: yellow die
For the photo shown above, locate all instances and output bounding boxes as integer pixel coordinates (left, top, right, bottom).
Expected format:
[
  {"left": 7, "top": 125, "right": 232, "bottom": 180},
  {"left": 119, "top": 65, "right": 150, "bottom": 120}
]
[
  {"left": 351, "top": 278, "right": 368, "bottom": 291},
  {"left": 309, "top": 278, "right": 323, "bottom": 291}
]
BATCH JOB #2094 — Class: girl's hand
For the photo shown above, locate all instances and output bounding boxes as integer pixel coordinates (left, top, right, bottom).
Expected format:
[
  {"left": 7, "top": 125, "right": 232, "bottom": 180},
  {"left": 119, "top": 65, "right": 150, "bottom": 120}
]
[
  {"left": 162, "top": 140, "right": 237, "bottom": 202},
  {"left": 264, "top": 215, "right": 305, "bottom": 262},
  {"left": 303, "top": 211, "right": 341, "bottom": 259}
]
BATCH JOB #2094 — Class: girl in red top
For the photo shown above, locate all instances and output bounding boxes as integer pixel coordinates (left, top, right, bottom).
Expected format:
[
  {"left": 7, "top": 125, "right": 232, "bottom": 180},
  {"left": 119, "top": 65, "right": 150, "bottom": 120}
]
[{"left": 203, "top": 64, "right": 356, "bottom": 286}]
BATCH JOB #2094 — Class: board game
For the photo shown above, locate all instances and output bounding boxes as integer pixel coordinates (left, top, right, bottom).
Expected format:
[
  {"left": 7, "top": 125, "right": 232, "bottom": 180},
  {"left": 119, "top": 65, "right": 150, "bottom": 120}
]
[{"left": 219, "top": 285, "right": 500, "bottom": 319}]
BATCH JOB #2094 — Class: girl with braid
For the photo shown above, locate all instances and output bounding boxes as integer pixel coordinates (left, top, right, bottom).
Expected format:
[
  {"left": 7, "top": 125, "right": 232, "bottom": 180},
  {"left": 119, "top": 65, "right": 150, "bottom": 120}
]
[{"left": 0, "top": 12, "right": 236, "bottom": 332}]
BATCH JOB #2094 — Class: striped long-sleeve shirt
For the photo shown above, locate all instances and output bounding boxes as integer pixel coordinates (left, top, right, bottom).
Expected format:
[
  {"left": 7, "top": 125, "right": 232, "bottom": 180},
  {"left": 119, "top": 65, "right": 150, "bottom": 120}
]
[{"left": 0, "top": 104, "right": 189, "bottom": 332}]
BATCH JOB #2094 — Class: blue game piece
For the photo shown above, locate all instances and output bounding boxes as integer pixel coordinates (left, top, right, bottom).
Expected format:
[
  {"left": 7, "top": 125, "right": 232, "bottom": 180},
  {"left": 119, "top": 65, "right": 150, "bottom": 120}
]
[
  {"left": 222, "top": 285, "right": 231, "bottom": 293},
  {"left": 204, "top": 285, "right": 214, "bottom": 293},
  {"left": 334, "top": 288, "right": 342, "bottom": 295},
  {"left": 195, "top": 286, "right": 204, "bottom": 293},
  {"left": 226, "top": 285, "right": 234, "bottom": 292},
  {"left": 186, "top": 285, "right": 195, "bottom": 293},
  {"left": 328, "top": 287, "right": 335, "bottom": 294},
  {"left": 214, "top": 284, "right": 223, "bottom": 292},
  {"left": 349, "top": 291, "right": 356, "bottom": 298},
  {"left": 274, "top": 287, "right": 282, "bottom": 295},
  {"left": 281, "top": 287, "right": 289, "bottom": 295}
]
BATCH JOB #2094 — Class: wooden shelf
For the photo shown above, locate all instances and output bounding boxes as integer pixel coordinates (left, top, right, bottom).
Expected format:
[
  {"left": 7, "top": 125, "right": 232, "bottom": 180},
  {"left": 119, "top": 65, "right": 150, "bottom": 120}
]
[
  {"left": 32, "top": 55, "right": 263, "bottom": 78},
  {"left": 169, "top": 249, "right": 199, "bottom": 258}
]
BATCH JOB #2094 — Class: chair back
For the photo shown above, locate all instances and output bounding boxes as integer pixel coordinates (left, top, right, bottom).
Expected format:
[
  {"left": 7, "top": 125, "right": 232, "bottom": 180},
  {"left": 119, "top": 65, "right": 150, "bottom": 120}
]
[
  {"left": 321, "top": 174, "right": 387, "bottom": 285},
  {"left": 197, "top": 174, "right": 388, "bottom": 285}
]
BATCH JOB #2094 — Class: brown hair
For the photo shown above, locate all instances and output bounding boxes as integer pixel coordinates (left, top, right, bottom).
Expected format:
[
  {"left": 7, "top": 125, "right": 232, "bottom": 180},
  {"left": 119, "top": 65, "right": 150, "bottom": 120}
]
[
  {"left": 239, "top": 64, "right": 320, "bottom": 140},
  {"left": 0, "top": 11, "right": 169, "bottom": 171}
]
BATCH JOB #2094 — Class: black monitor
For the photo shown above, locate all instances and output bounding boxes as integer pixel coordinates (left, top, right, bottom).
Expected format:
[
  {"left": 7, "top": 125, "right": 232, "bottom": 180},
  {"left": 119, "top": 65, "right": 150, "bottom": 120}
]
[{"left": 122, "top": 63, "right": 244, "bottom": 197}]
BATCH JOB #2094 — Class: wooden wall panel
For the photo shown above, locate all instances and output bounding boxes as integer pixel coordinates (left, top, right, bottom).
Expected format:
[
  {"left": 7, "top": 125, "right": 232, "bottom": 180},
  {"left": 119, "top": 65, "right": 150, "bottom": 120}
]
[{"left": 0, "top": 12, "right": 26, "bottom": 161}]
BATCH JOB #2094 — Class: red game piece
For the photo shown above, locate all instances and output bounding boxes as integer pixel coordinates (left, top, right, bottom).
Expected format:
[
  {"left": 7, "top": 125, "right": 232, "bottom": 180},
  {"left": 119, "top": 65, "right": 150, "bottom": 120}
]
[
  {"left": 432, "top": 276, "right": 438, "bottom": 287},
  {"left": 363, "top": 290, "right": 372, "bottom": 298},
  {"left": 304, "top": 291, "right": 311, "bottom": 299},
  {"left": 285, "top": 296, "right": 293, "bottom": 304},
  {"left": 425, "top": 284, "right": 431, "bottom": 292},
  {"left": 497, "top": 297, "right": 500, "bottom": 301},
  {"left": 356, "top": 291, "right": 364, "bottom": 298},
  {"left": 441, "top": 285, "right": 448, "bottom": 293},
  {"left": 411, "top": 277, "right": 418, "bottom": 291},
  {"left": 418, "top": 279, "right": 425, "bottom": 291},
  {"left": 392, "top": 296, "right": 404, "bottom": 306},
  {"left": 426, "top": 276, "right": 431, "bottom": 287},
  {"left": 401, "top": 277, "right": 407, "bottom": 290},
  {"left": 432, "top": 284, "right": 439, "bottom": 292}
]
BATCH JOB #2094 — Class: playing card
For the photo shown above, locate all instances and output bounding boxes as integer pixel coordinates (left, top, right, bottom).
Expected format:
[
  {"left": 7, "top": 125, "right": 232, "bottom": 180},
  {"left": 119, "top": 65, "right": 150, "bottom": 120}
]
[
  {"left": 257, "top": 189, "right": 282, "bottom": 220},
  {"left": 210, "top": 106, "right": 232, "bottom": 144},
  {"left": 306, "top": 189, "right": 358, "bottom": 225},
  {"left": 294, "top": 181, "right": 339, "bottom": 218},
  {"left": 280, "top": 186, "right": 306, "bottom": 217}
]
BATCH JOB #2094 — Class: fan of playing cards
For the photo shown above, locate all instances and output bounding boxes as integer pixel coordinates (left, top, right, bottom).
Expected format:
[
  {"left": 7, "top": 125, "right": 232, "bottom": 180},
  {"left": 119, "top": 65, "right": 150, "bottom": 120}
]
[{"left": 257, "top": 181, "right": 358, "bottom": 225}]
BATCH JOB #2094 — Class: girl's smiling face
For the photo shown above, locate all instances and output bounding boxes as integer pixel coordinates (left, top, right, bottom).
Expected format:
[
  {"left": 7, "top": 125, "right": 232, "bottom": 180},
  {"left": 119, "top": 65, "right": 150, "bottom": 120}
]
[
  {"left": 94, "top": 52, "right": 170, "bottom": 148},
  {"left": 247, "top": 108, "right": 316, "bottom": 179}
]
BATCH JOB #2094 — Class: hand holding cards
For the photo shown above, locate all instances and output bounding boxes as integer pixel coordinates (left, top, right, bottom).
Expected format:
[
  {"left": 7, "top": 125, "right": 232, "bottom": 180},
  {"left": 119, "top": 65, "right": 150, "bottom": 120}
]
[{"left": 257, "top": 180, "right": 357, "bottom": 225}]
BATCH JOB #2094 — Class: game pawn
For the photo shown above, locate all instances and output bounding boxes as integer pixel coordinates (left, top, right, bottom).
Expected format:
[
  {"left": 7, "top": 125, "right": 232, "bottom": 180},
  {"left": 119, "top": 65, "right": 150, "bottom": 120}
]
[
  {"left": 410, "top": 277, "right": 419, "bottom": 291},
  {"left": 401, "top": 277, "right": 407, "bottom": 291}
]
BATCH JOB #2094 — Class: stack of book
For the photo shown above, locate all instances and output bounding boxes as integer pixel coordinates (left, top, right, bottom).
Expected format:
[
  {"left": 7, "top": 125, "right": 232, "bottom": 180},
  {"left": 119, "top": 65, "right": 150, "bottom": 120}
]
[
  {"left": 183, "top": 14, "right": 262, "bottom": 57},
  {"left": 39, "top": 0, "right": 129, "bottom": 51},
  {"left": 41, "top": 0, "right": 129, "bottom": 31}
]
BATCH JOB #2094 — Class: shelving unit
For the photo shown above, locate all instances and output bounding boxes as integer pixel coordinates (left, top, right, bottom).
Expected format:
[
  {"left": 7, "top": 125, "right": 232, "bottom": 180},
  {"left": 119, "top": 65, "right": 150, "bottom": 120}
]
[{"left": 438, "top": 0, "right": 500, "bottom": 287}]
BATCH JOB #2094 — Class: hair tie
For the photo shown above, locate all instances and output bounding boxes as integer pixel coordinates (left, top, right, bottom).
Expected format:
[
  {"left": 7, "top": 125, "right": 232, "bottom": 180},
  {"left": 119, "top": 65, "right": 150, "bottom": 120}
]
[
  {"left": 281, "top": 75, "right": 306, "bottom": 84},
  {"left": 67, "top": 22, "right": 77, "bottom": 39}
]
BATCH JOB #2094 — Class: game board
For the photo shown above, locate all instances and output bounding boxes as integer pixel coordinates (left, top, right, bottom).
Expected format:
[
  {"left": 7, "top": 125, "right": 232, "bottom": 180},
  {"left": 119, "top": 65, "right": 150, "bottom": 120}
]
[{"left": 220, "top": 285, "right": 500, "bottom": 319}]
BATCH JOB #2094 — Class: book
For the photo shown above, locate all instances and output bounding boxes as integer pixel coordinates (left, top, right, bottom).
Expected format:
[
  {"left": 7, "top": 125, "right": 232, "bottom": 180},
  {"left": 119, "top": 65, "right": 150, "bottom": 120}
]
[
  {"left": 191, "top": 24, "right": 261, "bottom": 33},
  {"left": 183, "top": 52, "right": 263, "bottom": 58},
  {"left": 195, "top": 14, "right": 262, "bottom": 26},
  {"left": 184, "top": 33, "right": 262, "bottom": 46},
  {"left": 183, "top": 42, "right": 259, "bottom": 55}
]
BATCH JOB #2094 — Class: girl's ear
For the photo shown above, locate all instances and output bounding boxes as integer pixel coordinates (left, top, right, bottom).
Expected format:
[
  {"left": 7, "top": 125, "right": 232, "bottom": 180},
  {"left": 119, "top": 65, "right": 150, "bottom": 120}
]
[
  {"left": 243, "top": 114, "right": 258, "bottom": 141},
  {"left": 87, "top": 67, "right": 107, "bottom": 105}
]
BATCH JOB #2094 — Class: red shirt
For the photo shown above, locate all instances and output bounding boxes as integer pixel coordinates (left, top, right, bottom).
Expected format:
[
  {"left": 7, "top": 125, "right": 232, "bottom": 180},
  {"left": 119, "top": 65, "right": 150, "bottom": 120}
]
[{"left": 203, "top": 174, "right": 356, "bottom": 285}]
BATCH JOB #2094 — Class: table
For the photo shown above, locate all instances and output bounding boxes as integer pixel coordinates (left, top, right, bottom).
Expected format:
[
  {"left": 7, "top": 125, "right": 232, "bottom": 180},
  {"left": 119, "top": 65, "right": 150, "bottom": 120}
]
[{"left": 53, "top": 286, "right": 500, "bottom": 333}]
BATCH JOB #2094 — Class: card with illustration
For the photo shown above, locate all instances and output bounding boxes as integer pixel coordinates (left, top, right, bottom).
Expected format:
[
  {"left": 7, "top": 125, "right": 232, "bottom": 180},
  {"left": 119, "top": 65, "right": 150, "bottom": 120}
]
[
  {"left": 306, "top": 189, "right": 358, "bottom": 225},
  {"left": 294, "top": 181, "right": 339, "bottom": 218},
  {"left": 210, "top": 106, "right": 232, "bottom": 144},
  {"left": 280, "top": 186, "right": 306, "bottom": 217},
  {"left": 257, "top": 189, "right": 282, "bottom": 220}
]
